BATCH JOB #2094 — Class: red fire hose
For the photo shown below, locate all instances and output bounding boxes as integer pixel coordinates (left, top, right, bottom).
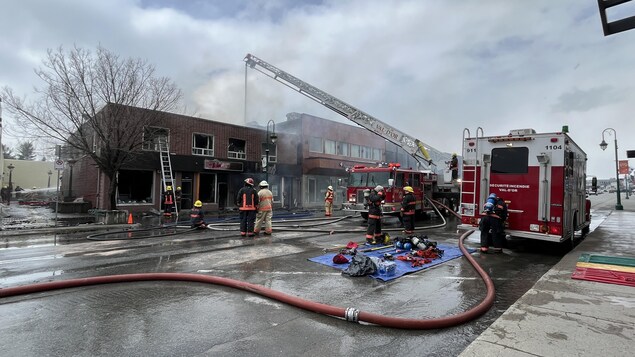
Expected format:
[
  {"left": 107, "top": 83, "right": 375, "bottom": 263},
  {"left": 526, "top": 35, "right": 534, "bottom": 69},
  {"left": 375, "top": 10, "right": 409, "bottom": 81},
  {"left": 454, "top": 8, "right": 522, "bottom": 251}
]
[{"left": 0, "top": 229, "right": 493, "bottom": 329}]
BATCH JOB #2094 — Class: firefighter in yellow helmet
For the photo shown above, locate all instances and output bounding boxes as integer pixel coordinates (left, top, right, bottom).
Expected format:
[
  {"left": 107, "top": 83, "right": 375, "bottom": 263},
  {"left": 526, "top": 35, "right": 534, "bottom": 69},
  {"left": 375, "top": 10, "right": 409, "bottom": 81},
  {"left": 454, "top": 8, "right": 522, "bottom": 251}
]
[
  {"left": 190, "top": 200, "right": 206, "bottom": 229},
  {"left": 162, "top": 185, "right": 175, "bottom": 217},
  {"left": 401, "top": 186, "right": 416, "bottom": 235},
  {"left": 324, "top": 185, "right": 334, "bottom": 216},
  {"left": 175, "top": 186, "right": 183, "bottom": 211}
]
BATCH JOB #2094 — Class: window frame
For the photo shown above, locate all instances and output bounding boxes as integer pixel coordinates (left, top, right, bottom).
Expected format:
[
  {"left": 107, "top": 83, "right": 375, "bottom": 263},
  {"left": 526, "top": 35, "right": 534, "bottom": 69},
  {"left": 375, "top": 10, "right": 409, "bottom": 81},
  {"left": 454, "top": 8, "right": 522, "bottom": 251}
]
[
  {"left": 142, "top": 126, "right": 170, "bottom": 151},
  {"left": 192, "top": 133, "right": 215, "bottom": 157}
]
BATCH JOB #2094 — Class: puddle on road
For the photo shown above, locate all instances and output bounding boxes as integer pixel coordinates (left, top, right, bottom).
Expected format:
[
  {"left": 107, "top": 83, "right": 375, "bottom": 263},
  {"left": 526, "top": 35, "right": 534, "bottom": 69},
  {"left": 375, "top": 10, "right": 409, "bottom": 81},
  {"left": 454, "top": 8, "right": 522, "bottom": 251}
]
[{"left": 1, "top": 269, "right": 65, "bottom": 287}]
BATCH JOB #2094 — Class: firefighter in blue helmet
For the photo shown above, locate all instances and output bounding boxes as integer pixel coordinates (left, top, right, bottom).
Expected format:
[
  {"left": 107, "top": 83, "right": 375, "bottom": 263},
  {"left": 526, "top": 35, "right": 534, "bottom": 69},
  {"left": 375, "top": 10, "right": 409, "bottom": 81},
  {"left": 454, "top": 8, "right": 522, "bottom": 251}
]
[
  {"left": 236, "top": 178, "right": 259, "bottom": 237},
  {"left": 479, "top": 193, "right": 508, "bottom": 253}
]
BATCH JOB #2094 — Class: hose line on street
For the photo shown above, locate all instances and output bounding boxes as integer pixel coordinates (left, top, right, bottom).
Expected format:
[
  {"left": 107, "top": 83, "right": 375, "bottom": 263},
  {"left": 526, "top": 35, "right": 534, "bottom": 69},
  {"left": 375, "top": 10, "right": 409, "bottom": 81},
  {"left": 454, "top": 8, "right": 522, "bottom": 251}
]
[{"left": 0, "top": 229, "right": 494, "bottom": 330}]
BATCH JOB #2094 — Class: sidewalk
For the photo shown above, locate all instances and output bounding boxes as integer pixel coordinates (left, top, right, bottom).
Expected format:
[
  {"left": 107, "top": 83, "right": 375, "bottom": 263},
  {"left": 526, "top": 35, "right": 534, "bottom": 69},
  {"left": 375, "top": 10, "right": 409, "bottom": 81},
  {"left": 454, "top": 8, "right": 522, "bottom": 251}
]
[{"left": 460, "top": 198, "right": 635, "bottom": 356}]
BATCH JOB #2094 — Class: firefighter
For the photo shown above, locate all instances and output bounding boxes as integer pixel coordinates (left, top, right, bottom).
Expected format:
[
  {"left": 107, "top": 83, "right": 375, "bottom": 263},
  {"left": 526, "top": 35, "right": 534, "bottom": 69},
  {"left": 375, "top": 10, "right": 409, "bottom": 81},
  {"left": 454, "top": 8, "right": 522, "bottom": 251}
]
[
  {"left": 366, "top": 185, "right": 385, "bottom": 244},
  {"left": 162, "top": 186, "right": 175, "bottom": 217},
  {"left": 175, "top": 186, "right": 183, "bottom": 211},
  {"left": 401, "top": 186, "right": 416, "bottom": 235},
  {"left": 479, "top": 193, "right": 507, "bottom": 253},
  {"left": 254, "top": 180, "right": 273, "bottom": 235},
  {"left": 236, "top": 178, "right": 259, "bottom": 237},
  {"left": 324, "top": 185, "right": 334, "bottom": 216},
  {"left": 449, "top": 153, "right": 459, "bottom": 181},
  {"left": 190, "top": 200, "right": 206, "bottom": 229}
]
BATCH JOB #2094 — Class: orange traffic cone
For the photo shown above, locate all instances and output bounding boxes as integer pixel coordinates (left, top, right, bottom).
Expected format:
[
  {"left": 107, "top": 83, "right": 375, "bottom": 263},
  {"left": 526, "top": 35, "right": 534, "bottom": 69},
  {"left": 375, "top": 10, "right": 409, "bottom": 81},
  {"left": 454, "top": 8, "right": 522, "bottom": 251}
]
[{"left": 127, "top": 213, "right": 134, "bottom": 224}]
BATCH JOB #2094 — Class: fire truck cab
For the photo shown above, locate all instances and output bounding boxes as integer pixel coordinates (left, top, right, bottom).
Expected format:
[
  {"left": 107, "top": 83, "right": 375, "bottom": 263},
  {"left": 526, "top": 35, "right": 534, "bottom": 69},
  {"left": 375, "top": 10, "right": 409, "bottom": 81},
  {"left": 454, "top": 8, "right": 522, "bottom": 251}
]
[
  {"left": 458, "top": 128, "right": 591, "bottom": 243},
  {"left": 341, "top": 163, "right": 438, "bottom": 219}
]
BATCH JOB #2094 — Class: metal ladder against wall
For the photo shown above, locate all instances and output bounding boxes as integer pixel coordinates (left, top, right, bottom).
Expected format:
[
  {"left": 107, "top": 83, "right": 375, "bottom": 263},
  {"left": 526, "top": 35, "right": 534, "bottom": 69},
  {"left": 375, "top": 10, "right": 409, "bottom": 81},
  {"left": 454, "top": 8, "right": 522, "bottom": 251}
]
[
  {"left": 158, "top": 136, "right": 177, "bottom": 216},
  {"left": 461, "top": 127, "right": 484, "bottom": 211}
]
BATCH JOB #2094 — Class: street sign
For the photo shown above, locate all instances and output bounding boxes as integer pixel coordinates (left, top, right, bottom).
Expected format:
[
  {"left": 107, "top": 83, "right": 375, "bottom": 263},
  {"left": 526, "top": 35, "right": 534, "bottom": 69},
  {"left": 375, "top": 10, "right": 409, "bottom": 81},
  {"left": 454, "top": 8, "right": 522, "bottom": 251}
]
[{"left": 54, "top": 159, "right": 65, "bottom": 170}]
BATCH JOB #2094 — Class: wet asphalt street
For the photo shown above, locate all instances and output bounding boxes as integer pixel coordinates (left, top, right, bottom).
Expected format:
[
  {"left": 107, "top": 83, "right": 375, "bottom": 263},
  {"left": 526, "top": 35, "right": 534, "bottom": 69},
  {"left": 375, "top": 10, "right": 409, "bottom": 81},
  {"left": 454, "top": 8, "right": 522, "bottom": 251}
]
[{"left": 0, "top": 199, "right": 612, "bottom": 357}]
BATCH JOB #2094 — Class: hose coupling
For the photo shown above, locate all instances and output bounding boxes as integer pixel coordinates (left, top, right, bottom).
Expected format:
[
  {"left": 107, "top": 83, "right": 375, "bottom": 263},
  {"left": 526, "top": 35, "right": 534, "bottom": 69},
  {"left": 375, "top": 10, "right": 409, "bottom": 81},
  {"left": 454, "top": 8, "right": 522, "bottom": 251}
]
[{"left": 345, "top": 307, "right": 360, "bottom": 323}]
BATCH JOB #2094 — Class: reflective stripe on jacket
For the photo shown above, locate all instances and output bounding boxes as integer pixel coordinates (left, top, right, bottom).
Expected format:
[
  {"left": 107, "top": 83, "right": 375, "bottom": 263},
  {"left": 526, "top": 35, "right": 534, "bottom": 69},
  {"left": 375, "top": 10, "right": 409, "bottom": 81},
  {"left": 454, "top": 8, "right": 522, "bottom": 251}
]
[
  {"left": 237, "top": 186, "right": 258, "bottom": 211},
  {"left": 258, "top": 189, "right": 273, "bottom": 211},
  {"left": 401, "top": 193, "right": 416, "bottom": 215}
]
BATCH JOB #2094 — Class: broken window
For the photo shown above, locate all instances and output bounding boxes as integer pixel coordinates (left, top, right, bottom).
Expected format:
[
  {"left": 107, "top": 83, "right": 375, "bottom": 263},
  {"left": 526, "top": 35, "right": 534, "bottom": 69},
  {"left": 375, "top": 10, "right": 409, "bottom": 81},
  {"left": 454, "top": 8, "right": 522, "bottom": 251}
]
[
  {"left": 227, "top": 138, "right": 246, "bottom": 159},
  {"left": 192, "top": 133, "right": 214, "bottom": 156},
  {"left": 142, "top": 126, "right": 170, "bottom": 151},
  {"left": 117, "top": 169, "right": 154, "bottom": 204}
]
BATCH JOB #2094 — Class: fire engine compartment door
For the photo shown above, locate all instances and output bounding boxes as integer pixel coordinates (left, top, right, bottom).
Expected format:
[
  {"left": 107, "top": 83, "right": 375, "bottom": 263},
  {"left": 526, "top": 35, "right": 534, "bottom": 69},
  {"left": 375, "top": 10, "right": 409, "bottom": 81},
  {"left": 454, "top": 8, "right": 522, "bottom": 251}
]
[{"left": 537, "top": 152, "right": 552, "bottom": 221}]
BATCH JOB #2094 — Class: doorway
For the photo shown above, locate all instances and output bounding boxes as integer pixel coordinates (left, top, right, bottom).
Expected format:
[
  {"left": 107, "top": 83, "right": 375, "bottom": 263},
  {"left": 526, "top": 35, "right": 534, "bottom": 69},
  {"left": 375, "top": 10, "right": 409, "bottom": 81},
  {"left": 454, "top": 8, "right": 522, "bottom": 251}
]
[
  {"left": 181, "top": 173, "right": 193, "bottom": 210},
  {"left": 218, "top": 182, "right": 228, "bottom": 210}
]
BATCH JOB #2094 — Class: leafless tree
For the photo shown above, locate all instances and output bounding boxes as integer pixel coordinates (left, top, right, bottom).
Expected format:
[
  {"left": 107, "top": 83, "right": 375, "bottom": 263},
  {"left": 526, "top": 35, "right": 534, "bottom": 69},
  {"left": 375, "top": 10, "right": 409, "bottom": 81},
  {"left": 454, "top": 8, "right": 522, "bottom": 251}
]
[{"left": 2, "top": 45, "right": 182, "bottom": 209}]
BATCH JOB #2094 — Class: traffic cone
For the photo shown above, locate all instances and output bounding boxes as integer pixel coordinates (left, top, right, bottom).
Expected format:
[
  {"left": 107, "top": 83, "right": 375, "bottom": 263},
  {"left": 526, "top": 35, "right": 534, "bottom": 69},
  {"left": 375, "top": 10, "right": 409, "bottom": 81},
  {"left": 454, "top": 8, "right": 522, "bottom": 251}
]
[{"left": 127, "top": 213, "right": 134, "bottom": 224}]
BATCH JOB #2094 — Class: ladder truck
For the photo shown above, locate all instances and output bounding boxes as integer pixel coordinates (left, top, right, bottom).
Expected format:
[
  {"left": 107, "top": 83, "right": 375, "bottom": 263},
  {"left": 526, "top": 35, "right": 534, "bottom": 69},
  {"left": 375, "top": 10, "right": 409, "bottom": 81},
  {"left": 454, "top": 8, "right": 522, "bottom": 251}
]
[{"left": 243, "top": 54, "right": 460, "bottom": 216}]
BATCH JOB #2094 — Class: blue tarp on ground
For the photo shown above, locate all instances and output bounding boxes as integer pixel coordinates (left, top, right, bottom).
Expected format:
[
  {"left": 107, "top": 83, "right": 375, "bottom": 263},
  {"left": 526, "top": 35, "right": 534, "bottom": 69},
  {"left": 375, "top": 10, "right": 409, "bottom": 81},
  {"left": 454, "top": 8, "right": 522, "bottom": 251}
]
[{"left": 309, "top": 244, "right": 475, "bottom": 282}]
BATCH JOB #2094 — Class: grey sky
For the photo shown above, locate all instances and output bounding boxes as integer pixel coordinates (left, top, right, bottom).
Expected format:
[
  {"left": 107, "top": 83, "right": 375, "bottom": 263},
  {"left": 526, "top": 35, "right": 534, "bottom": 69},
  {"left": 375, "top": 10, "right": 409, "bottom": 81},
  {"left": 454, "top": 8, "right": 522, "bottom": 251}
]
[{"left": 1, "top": 0, "right": 634, "bottom": 178}]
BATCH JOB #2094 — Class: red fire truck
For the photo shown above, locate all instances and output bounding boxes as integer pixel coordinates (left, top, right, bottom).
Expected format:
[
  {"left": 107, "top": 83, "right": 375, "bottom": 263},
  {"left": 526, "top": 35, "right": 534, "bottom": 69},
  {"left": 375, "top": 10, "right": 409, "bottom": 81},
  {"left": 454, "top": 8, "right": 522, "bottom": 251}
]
[
  {"left": 458, "top": 128, "right": 591, "bottom": 244},
  {"left": 340, "top": 163, "right": 439, "bottom": 219}
]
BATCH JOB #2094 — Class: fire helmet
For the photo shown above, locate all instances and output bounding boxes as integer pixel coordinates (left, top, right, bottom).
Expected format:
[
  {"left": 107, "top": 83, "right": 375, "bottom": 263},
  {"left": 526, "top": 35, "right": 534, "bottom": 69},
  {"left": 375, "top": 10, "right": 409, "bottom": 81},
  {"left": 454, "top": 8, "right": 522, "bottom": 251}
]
[
  {"left": 259, "top": 180, "right": 269, "bottom": 187},
  {"left": 166, "top": 186, "right": 172, "bottom": 191},
  {"left": 404, "top": 186, "right": 414, "bottom": 193},
  {"left": 488, "top": 193, "right": 497, "bottom": 199},
  {"left": 327, "top": 185, "right": 333, "bottom": 191},
  {"left": 332, "top": 254, "right": 350, "bottom": 264},
  {"left": 194, "top": 200, "right": 203, "bottom": 207},
  {"left": 244, "top": 178, "right": 254, "bottom": 186},
  {"left": 176, "top": 186, "right": 182, "bottom": 190},
  {"left": 374, "top": 185, "right": 384, "bottom": 192}
]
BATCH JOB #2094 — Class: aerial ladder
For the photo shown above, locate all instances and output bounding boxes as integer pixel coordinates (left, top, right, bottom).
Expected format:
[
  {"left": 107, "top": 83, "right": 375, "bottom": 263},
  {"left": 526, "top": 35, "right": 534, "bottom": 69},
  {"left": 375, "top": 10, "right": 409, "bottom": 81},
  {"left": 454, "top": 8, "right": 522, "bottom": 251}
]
[{"left": 243, "top": 53, "right": 433, "bottom": 166}]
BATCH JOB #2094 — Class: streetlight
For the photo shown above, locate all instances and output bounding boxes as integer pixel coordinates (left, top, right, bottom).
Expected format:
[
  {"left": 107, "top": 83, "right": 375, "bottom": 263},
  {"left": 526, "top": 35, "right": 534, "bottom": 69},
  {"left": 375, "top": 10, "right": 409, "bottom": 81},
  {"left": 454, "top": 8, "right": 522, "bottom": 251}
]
[
  {"left": 600, "top": 128, "right": 623, "bottom": 210},
  {"left": 48, "top": 170, "right": 52, "bottom": 188},
  {"left": 66, "top": 159, "right": 77, "bottom": 200},
  {"left": 265, "top": 120, "right": 277, "bottom": 183},
  {"left": 7, "top": 163, "right": 14, "bottom": 190}
]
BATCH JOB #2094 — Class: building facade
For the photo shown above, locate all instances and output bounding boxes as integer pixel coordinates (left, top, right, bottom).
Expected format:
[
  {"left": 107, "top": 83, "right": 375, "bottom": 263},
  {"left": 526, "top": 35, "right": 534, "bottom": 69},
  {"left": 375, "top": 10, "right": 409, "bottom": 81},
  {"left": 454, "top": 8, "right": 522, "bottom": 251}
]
[{"left": 64, "top": 105, "right": 393, "bottom": 213}]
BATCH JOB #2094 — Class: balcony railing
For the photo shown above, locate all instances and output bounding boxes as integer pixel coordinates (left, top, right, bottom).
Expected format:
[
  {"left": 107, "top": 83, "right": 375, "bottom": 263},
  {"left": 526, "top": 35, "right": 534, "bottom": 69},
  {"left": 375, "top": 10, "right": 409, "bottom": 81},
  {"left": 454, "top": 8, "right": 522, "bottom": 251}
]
[
  {"left": 192, "top": 147, "right": 214, "bottom": 156},
  {"left": 227, "top": 150, "right": 246, "bottom": 160}
]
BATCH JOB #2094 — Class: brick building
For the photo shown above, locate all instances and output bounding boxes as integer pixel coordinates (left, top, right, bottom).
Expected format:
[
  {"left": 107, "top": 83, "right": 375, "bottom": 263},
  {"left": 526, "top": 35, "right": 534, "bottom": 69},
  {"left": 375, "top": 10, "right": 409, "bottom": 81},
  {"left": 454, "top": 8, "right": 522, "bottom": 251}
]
[{"left": 64, "top": 105, "right": 394, "bottom": 213}]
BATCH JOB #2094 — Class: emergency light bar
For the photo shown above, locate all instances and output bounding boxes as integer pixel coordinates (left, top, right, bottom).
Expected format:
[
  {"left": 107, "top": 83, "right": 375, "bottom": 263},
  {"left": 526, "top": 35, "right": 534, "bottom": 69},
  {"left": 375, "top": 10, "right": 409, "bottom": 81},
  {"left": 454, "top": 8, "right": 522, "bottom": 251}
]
[{"left": 488, "top": 137, "right": 534, "bottom": 143}]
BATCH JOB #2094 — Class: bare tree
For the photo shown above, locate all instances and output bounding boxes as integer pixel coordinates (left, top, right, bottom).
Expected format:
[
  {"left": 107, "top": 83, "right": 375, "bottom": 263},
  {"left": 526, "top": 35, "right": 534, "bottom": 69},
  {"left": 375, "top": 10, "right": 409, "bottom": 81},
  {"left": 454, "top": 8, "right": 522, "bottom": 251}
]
[{"left": 2, "top": 45, "right": 182, "bottom": 209}]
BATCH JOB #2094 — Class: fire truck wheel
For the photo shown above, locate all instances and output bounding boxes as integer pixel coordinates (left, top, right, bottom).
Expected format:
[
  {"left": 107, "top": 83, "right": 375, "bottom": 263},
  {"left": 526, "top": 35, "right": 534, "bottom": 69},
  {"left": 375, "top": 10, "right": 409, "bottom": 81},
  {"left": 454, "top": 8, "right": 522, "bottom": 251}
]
[{"left": 581, "top": 225, "right": 590, "bottom": 237}]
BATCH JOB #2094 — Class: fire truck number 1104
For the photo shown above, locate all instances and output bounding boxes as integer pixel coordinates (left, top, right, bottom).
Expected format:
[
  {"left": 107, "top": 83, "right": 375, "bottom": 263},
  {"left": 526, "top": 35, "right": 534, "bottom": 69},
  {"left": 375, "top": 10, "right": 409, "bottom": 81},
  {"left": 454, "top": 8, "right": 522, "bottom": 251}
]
[{"left": 545, "top": 145, "right": 562, "bottom": 150}]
